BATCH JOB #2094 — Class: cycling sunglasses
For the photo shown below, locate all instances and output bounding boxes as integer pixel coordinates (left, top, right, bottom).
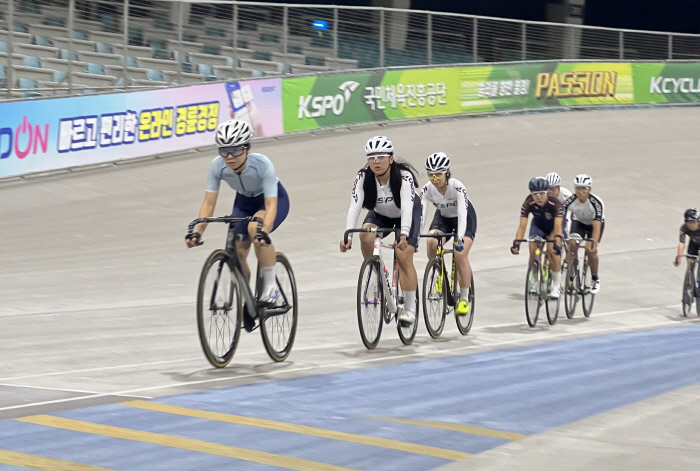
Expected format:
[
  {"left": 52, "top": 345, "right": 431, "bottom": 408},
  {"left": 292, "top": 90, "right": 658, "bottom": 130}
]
[
  {"left": 219, "top": 146, "right": 247, "bottom": 158},
  {"left": 427, "top": 172, "right": 446, "bottom": 180}
]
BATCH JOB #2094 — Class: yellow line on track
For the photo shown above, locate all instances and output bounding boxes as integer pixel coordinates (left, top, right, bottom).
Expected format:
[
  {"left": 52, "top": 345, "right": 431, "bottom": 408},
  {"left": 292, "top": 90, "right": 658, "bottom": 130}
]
[
  {"left": 123, "top": 400, "right": 468, "bottom": 461},
  {"left": 363, "top": 416, "right": 526, "bottom": 441},
  {"left": 0, "top": 449, "right": 114, "bottom": 471},
  {"left": 17, "top": 415, "right": 357, "bottom": 471}
]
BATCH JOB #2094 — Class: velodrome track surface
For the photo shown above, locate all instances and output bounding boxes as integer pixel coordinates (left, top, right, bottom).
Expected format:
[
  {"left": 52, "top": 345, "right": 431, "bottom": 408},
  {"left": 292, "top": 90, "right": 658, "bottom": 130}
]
[{"left": 1, "top": 107, "right": 699, "bottom": 470}]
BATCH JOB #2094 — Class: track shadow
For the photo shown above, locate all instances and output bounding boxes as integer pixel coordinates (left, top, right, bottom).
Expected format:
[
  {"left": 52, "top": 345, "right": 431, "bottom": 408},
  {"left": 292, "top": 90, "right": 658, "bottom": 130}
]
[
  {"left": 508, "top": 293, "right": 525, "bottom": 301},
  {"left": 557, "top": 317, "right": 589, "bottom": 325},
  {"left": 163, "top": 359, "right": 300, "bottom": 382},
  {"left": 480, "top": 323, "right": 550, "bottom": 334}
]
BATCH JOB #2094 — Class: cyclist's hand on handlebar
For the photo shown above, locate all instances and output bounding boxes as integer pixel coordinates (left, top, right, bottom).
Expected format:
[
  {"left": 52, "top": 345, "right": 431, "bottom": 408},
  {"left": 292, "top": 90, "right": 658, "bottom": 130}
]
[
  {"left": 394, "top": 234, "right": 408, "bottom": 251},
  {"left": 674, "top": 255, "right": 681, "bottom": 267},
  {"left": 340, "top": 239, "right": 352, "bottom": 252},
  {"left": 511, "top": 243, "right": 520, "bottom": 255},
  {"left": 185, "top": 232, "right": 202, "bottom": 248}
]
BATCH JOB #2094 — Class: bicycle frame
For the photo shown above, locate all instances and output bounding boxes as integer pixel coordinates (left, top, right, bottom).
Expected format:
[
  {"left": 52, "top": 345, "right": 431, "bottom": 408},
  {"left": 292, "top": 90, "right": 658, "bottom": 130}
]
[
  {"left": 187, "top": 216, "right": 292, "bottom": 320},
  {"left": 421, "top": 232, "right": 459, "bottom": 306},
  {"left": 345, "top": 227, "right": 401, "bottom": 314}
]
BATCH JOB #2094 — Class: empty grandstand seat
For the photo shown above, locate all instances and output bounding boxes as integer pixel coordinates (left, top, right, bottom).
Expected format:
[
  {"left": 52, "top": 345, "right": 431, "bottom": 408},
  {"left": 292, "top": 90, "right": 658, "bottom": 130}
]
[
  {"left": 86, "top": 63, "right": 105, "bottom": 75},
  {"left": 146, "top": 69, "right": 164, "bottom": 81},
  {"left": 27, "top": 24, "right": 67, "bottom": 39},
  {"left": 153, "top": 19, "right": 175, "bottom": 31},
  {"left": 88, "top": 31, "right": 123, "bottom": 45},
  {"left": 246, "top": 40, "right": 282, "bottom": 54},
  {"left": 23, "top": 55, "right": 41, "bottom": 67},
  {"left": 0, "top": 64, "right": 5, "bottom": 87},
  {"left": 112, "top": 44, "right": 153, "bottom": 58},
  {"left": 196, "top": 63, "right": 217, "bottom": 81},
  {"left": 213, "top": 66, "right": 254, "bottom": 80},
  {"left": 239, "top": 58, "right": 282, "bottom": 73},
  {"left": 287, "top": 37, "right": 312, "bottom": 50},
  {"left": 59, "top": 49, "right": 80, "bottom": 61},
  {"left": 17, "top": 77, "right": 41, "bottom": 97},
  {"left": 305, "top": 56, "right": 325, "bottom": 66},
  {"left": 166, "top": 40, "right": 204, "bottom": 57},
  {"left": 0, "top": 53, "right": 27, "bottom": 68},
  {"left": 14, "top": 43, "right": 59, "bottom": 58},
  {"left": 95, "top": 42, "right": 113, "bottom": 54},
  {"left": 42, "top": 17, "right": 65, "bottom": 27},
  {"left": 136, "top": 57, "right": 180, "bottom": 72},
  {"left": 0, "top": 41, "right": 7, "bottom": 53},
  {"left": 324, "top": 57, "right": 359, "bottom": 70},
  {"left": 189, "top": 52, "right": 232, "bottom": 67},
  {"left": 34, "top": 35, "right": 53, "bottom": 47},
  {"left": 80, "top": 51, "right": 123, "bottom": 66}
]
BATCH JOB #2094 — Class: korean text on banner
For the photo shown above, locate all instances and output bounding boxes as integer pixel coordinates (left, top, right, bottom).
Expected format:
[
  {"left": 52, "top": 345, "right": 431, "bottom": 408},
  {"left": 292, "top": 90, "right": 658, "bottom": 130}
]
[{"left": 0, "top": 79, "right": 283, "bottom": 179}]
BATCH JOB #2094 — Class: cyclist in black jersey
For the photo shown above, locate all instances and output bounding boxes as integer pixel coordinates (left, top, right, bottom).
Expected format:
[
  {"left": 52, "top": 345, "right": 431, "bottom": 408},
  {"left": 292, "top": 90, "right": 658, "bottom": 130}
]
[{"left": 674, "top": 208, "right": 700, "bottom": 267}]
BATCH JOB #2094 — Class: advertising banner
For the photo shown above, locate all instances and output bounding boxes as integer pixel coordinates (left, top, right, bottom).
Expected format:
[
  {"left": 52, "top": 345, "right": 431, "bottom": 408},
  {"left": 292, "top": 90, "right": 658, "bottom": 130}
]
[
  {"left": 0, "top": 78, "right": 282, "bottom": 178},
  {"left": 282, "top": 68, "right": 461, "bottom": 132},
  {"left": 632, "top": 62, "right": 700, "bottom": 104},
  {"left": 459, "top": 62, "right": 634, "bottom": 112}
]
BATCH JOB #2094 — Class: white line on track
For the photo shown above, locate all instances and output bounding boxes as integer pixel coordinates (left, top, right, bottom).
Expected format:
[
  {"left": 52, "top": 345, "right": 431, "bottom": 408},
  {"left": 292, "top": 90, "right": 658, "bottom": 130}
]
[
  {"left": 1, "top": 304, "right": 695, "bottom": 413},
  {"left": 0, "top": 383, "right": 151, "bottom": 399}
]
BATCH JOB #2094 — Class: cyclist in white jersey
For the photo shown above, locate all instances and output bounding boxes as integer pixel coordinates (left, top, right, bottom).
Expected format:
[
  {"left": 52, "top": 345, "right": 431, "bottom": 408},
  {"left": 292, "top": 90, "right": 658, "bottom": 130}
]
[
  {"left": 419, "top": 152, "right": 477, "bottom": 315},
  {"left": 186, "top": 119, "right": 290, "bottom": 305},
  {"left": 340, "top": 136, "right": 422, "bottom": 325},
  {"left": 563, "top": 174, "right": 604, "bottom": 294},
  {"left": 546, "top": 172, "right": 572, "bottom": 238}
]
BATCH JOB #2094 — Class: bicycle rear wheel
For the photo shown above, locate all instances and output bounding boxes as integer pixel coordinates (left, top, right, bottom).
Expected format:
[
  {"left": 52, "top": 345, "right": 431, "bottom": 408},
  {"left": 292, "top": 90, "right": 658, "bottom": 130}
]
[
  {"left": 525, "top": 261, "right": 542, "bottom": 327},
  {"left": 696, "top": 264, "right": 700, "bottom": 317},
  {"left": 422, "top": 258, "right": 446, "bottom": 339},
  {"left": 397, "top": 284, "right": 419, "bottom": 345},
  {"left": 260, "top": 253, "right": 298, "bottom": 362},
  {"left": 682, "top": 268, "right": 695, "bottom": 317},
  {"left": 197, "top": 250, "right": 243, "bottom": 368},
  {"left": 455, "top": 276, "right": 475, "bottom": 335},
  {"left": 564, "top": 260, "right": 579, "bottom": 319},
  {"left": 581, "top": 261, "right": 595, "bottom": 317},
  {"left": 357, "top": 257, "right": 384, "bottom": 349}
]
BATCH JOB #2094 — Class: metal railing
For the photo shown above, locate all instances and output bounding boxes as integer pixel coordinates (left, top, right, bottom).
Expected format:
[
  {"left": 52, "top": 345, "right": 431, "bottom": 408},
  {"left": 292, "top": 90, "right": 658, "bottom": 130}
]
[{"left": 2, "top": 0, "right": 700, "bottom": 100}]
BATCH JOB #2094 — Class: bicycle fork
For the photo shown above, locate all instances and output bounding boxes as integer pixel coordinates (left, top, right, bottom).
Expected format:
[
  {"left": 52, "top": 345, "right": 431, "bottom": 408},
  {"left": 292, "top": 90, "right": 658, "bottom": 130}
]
[{"left": 375, "top": 237, "right": 398, "bottom": 313}]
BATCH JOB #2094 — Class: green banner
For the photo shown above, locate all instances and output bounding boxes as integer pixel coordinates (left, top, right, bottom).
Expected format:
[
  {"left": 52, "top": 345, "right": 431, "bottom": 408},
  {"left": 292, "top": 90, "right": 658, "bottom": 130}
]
[{"left": 281, "top": 62, "right": 700, "bottom": 133}]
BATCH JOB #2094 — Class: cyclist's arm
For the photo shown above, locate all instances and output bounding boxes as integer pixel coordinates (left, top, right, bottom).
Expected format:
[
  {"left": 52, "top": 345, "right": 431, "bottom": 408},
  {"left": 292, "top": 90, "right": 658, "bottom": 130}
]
[
  {"left": 399, "top": 172, "right": 416, "bottom": 238},
  {"left": 194, "top": 191, "right": 218, "bottom": 236},
  {"left": 419, "top": 183, "right": 430, "bottom": 233},
  {"left": 514, "top": 217, "right": 528, "bottom": 241},
  {"left": 591, "top": 220, "right": 602, "bottom": 245},
  {"left": 457, "top": 185, "right": 469, "bottom": 239},
  {"left": 345, "top": 172, "right": 365, "bottom": 240},
  {"left": 676, "top": 230, "right": 687, "bottom": 263},
  {"left": 260, "top": 160, "right": 280, "bottom": 234},
  {"left": 553, "top": 216, "right": 563, "bottom": 247},
  {"left": 261, "top": 197, "right": 277, "bottom": 234}
]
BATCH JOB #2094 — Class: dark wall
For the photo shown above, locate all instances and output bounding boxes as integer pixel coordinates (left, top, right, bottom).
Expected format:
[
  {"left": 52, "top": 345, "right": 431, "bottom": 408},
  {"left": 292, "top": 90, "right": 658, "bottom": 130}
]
[{"left": 585, "top": 0, "right": 700, "bottom": 34}]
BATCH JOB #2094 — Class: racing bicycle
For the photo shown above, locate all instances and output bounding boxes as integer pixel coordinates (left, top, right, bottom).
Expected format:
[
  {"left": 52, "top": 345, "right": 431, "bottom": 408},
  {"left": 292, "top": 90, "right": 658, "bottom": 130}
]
[
  {"left": 513, "top": 236, "right": 562, "bottom": 327},
  {"left": 420, "top": 232, "right": 475, "bottom": 338},
  {"left": 681, "top": 254, "right": 700, "bottom": 317},
  {"left": 344, "top": 228, "right": 419, "bottom": 349},
  {"left": 563, "top": 234, "right": 595, "bottom": 319},
  {"left": 186, "top": 216, "right": 298, "bottom": 367}
]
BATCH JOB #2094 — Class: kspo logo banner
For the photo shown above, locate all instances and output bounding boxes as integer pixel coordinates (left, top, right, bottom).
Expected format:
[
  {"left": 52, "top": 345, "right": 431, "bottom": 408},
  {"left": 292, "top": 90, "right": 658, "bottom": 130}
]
[{"left": 0, "top": 115, "right": 50, "bottom": 160}]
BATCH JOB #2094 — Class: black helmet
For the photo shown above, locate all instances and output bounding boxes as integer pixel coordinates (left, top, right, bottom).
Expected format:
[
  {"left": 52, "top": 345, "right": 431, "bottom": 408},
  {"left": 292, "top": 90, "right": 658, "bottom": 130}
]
[
  {"left": 528, "top": 177, "right": 549, "bottom": 192},
  {"left": 685, "top": 208, "right": 699, "bottom": 222}
]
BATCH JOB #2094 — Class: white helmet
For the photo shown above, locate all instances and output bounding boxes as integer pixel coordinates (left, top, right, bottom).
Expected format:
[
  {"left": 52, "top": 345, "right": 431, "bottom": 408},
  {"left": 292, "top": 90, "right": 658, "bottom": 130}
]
[
  {"left": 545, "top": 172, "right": 561, "bottom": 187},
  {"left": 364, "top": 136, "right": 393, "bottom": 155},
  {"left": 215, "top": 119, "right": 252, "bottom": 147},
  {"left": 574, "top": 174, "right": 592, "bottom": 188},
  {"left": 425, "top": 152, "right": 450, "bottom": 172}
]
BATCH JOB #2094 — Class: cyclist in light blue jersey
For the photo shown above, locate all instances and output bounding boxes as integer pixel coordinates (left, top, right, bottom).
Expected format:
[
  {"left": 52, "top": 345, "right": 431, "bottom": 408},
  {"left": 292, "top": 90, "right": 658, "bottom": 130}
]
[{"left": 186, "top": 119, "right": 290, "bottom": 304}]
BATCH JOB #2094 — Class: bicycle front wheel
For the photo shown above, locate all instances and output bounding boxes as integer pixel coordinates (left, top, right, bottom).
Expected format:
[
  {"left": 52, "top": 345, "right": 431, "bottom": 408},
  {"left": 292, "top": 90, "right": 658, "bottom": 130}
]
[
  {"left": 197, "top": 250, "right": 243, "bottom": 368},
  {"left": 357, "top": 257, "right": 384, "bottom": 349},
  {"left": 455, "top": 276, "right": 475, "bottom": 335},
  {"left": 581, "top": 261, "right": 595, "bottom": 317},
  {"left": 525, "top": 261, "right": 542, "bottom": 327},
  {"left": 682, "top": 268, "right": 695, "bottom": 317},
  {"left": 260, "top": 253, "right": 298, "bottom": 362},
  {"left": 696, "top": 264, "right": 700, "bottom": 317},
  {"left": 422, "top": 258, "right": 446, "bottom": 339},
  {"left": 564, "top": 260, "right": 579, "bottom": 319},
  {"left": 545, "top": 271, "right": 560, "bottom": 325}
]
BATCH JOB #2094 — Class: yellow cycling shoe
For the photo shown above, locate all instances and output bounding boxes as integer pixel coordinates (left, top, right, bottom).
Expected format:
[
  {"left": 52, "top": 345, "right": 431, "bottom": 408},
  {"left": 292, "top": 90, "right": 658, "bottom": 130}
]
[{"left": 456, "top": 300, "right": 470, "bottom": 315}]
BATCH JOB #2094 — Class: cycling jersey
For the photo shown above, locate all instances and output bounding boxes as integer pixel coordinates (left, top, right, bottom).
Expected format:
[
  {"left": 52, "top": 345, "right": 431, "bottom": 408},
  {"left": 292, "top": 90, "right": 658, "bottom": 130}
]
[
  {"left": 419, "top": 178, "right": 470, "bottom": 236},
  {"left": 346, "top": 169, "right": 416, "bottom": 238},
  {"left": 680, "top": 224, "right": 700, "bottom": 245},
  {"left": 206, "top": 153, "right": 279, "bottom": 198},
  {"left": 520, "top": 194, "right": 564, "bottom": 222},
  {"left": 563, "top": 194, "right": 605, "bottom": 225}
]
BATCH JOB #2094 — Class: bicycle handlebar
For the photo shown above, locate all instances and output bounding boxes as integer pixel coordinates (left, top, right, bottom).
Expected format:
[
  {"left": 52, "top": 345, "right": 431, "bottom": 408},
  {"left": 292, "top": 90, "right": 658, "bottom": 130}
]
[
  {"left": 344, "top": 227, "right": 401, "bottom": 245},
  {"left": 512, "top": 235, "right": 563, "bottom": 246},
  {"left": 419, "top": 232, "right": 459, "bottom": 240},
  {"left": 683, "top": 254, "right": 700, "bottom": 260},
  {"left": 187, "top": 216, "right": 269, "bottom": 245}
]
